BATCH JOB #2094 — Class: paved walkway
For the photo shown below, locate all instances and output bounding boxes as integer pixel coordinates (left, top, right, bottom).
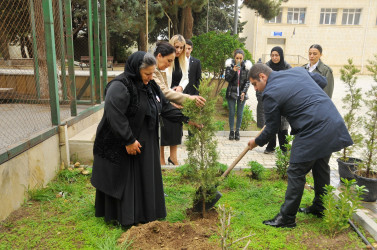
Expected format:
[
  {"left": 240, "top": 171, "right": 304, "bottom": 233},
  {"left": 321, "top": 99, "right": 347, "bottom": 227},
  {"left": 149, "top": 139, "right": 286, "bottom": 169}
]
[{"left": 162, "top": 75, "right": 377, "bottom": 241}]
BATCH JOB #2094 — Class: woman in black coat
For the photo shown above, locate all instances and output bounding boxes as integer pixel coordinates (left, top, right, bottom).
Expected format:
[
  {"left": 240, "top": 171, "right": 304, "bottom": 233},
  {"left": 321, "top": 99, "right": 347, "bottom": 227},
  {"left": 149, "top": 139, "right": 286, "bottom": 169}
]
[
  {"left": 263, "top": 46, "right": 291, "bottom": 154},
  {"left": 224, "top": 49, "right": 251, "bottom": 141},
  {"left": 91, "top": 51, "right": 190, "bottom": 227}
]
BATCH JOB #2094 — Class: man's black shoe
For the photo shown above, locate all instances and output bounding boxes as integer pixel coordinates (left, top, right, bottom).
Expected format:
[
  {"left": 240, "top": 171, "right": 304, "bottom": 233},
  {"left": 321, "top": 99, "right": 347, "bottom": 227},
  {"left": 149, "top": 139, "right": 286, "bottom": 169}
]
[
  {"left": 298, "top": 207, "right": 324, "bottom": 218},
  {"left": 235, "top": 131, "right": 240, "bottom": 141},
  {"left": 229, "top": 131, "right": 235, "bottom": 140},
  {"left": 263, "top": 213, "right": 296, "bottom": 228}
]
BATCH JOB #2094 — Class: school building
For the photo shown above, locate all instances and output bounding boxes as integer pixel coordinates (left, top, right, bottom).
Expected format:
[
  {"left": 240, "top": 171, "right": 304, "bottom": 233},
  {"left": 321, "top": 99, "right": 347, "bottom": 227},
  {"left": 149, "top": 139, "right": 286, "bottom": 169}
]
[{"left": 239, "top": 0, "right": 377, "bottom": 73}]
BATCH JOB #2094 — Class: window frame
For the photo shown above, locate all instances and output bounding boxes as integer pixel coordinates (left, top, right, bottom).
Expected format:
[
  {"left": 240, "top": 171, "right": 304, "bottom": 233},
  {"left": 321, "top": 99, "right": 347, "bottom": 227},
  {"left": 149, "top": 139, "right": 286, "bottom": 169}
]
[
  {"left": 287, "top": 8, "right": 306, "bottom": 24},
  {"left": 320, "top": 8, "right": 338, "bottom": 25},
  {"left": 342, "top": 8, "right": 362, "bottom": 25}
]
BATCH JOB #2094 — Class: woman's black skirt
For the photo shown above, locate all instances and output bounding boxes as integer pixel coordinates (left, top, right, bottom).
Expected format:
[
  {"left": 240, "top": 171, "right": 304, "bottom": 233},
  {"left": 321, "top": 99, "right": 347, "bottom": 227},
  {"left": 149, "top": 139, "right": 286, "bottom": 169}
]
[{"left": 160, "top": 117, "right": 182, "bottom": 146}]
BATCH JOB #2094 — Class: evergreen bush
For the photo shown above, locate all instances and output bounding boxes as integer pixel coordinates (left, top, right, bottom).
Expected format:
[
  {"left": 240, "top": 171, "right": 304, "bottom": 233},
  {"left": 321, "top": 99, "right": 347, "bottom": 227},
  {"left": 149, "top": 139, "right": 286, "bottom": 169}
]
[{"left": 182, "top": 78, "right": 220, "bottom": 216}]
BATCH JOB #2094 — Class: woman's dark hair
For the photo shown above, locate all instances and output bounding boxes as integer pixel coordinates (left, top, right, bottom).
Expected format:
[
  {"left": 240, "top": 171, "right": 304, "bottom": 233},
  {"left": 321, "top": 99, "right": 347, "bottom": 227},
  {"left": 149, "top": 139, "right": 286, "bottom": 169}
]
[
  {"left": 233, "top": 48, "right": 245, "bottom": 58},
  {"left": 309, "top": 44, "right": 323, "bottom": 54},
  {"left": 154, "top": 41, "right": 176, "bottom": 57}
]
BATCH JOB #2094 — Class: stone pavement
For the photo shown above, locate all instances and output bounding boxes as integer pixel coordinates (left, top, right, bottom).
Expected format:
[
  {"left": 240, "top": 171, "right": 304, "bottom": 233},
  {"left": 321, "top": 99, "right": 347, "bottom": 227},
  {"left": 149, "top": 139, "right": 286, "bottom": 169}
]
[{"left": 162, "top": 75, "right": 377, "bottom": 241}]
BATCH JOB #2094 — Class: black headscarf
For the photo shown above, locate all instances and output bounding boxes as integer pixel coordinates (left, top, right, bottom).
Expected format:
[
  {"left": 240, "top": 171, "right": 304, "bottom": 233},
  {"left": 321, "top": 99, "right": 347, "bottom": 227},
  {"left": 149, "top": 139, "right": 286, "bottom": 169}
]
[
  {"left": 267, "top": 46, "right": 286, "bottom": 71},
  {"left": 124, "top": 51, "right": 146, "bottom": 82}
]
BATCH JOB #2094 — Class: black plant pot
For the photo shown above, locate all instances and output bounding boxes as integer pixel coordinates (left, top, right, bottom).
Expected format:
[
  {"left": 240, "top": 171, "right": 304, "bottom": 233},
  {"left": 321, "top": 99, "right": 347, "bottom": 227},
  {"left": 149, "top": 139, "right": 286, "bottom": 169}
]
[
  {"left": 354, "top": 173, "right": 377, "bottom": 202},
  {"left": 337, "top": 157, "right": 362, "bottom": 182},
  {"left": 193, "top": 190, "right": 222, "bottom": 212}
]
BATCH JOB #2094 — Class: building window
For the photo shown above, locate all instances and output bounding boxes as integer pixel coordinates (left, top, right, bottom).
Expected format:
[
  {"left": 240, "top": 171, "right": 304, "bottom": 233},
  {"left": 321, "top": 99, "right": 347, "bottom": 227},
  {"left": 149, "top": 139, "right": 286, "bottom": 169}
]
[
  {"left": 342, "top": 9, "right": 361, "bottom": 25},
  {"left": 320, "top": 8, "right": 337, "bottom": 24},
  {"left": 266, "top": 9, "right": 282, "bottom": 23},
  {"left": 287, "top": 8, "right": 306, "bottom": 24}
]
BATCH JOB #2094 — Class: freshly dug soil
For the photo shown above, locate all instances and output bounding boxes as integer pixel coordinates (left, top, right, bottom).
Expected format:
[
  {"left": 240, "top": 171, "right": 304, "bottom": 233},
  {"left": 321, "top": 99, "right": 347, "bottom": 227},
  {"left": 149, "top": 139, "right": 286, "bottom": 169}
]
[{"left": 117, "top": 209, "right": 220, "bottom": 249}]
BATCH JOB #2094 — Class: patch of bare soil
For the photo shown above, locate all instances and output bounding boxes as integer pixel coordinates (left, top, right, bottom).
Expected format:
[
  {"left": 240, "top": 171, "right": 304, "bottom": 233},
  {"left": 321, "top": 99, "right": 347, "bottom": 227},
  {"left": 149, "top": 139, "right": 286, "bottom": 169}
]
[
  {"left": 118, "top": 209, "right": 221, "bottom": 249},
  {"left": 296, "top": 228, "right": 368, "bottom": 249}
]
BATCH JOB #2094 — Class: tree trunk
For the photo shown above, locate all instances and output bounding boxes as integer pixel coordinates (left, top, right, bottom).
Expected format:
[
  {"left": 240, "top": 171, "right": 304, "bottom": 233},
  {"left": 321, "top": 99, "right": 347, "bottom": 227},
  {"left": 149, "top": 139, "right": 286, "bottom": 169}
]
[
  {"left": 179, "top": 7, "right": 185, "bottom": 35},
  {"left": 0, "top": 27, "right": 10, "bottom": 60},
  {"left": 26, "top": 36, "right": 33, "bottom": 58},
  {"left": 182, "top": 6, "right": 193, "bottom": 39},
  {"left": 138, "top": 29, "right": 147, "bottom": 52},
  {"left": 172, "top": 14, "right": 179, "bottom": 35},
  {"left": 20, "top": 37, "right": 27, "bottom": 58},
  {"left": 34, "top": 0, "right": 49, "bottom": 98}
]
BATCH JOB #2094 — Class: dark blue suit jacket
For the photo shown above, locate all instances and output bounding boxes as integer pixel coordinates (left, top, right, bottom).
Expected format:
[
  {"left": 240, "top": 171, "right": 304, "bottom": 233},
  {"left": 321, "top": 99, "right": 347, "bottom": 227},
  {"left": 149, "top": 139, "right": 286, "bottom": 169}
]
[
  {"left": 184, "top": 56, "right": 201, "bottom": 95},
  {"left": 255, "top": 67, "right": 353, "bottom": 163}
]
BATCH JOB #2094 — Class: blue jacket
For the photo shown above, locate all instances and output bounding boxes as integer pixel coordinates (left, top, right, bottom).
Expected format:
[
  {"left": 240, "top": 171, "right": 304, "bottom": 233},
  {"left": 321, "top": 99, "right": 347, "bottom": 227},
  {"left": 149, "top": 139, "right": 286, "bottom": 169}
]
[{"left": 255, "top": 67, "right": 353, "bottom": 163}]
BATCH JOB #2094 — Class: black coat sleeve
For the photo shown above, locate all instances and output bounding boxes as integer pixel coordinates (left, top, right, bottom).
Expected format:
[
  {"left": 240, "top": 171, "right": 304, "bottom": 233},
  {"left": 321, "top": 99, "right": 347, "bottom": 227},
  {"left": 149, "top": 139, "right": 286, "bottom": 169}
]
[
  {"left": 195, "top": 59, "right": 202, "bottom": 85},
  {"left": 104, "top": 81, "right": 136, "bottom": 145},
  {"left": 159, "top": 87, "right": 189, "bottom": 123},
  {"left": 225, "top": 66, "right": 237, "bottom": 83},
  {"left": 241, "top": 70, "right": 250, "bottom": 94}
]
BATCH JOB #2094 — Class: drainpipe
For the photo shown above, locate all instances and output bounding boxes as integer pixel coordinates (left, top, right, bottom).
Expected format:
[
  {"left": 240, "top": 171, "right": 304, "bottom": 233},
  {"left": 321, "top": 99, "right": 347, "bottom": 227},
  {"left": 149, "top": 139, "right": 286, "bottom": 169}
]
[
  {"left": 360, "top": 0, "right": 372, "bottom": 73},
  {"left": 254, "top": 12, "right": 259, "bottom": 61}
]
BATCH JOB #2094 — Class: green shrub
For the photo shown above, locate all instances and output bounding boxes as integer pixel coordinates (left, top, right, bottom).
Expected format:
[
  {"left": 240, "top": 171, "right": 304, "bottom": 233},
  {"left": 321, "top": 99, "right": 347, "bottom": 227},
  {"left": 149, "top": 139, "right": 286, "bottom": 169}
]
[
  {"left": 321, "top": 178, "right": 366, "bottom": 238},
  {"left": 240, "top": 105, "right": 254, "bottom": 131},
  {"left": 219, "top": 88, "right": 228, "bottom": 110},
  {"left": 214, "top": 120, "right": 226, "bottom": 131},
  {"left": 247, "top": 161, "right": 265, "bottom": 180},
  {"left": 275, "top": 135, "right": 294, "bottom": 180}
]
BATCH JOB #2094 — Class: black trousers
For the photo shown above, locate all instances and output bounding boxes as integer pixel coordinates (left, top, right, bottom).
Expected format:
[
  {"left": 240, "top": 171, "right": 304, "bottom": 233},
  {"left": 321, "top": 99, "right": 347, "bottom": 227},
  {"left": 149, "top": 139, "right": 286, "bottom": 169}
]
[
  {"left": 280, "top": 154, "right": 331, "bottom": 220},
  {"left": 266, "top": 129, "right": 288, "bottom": 152}
]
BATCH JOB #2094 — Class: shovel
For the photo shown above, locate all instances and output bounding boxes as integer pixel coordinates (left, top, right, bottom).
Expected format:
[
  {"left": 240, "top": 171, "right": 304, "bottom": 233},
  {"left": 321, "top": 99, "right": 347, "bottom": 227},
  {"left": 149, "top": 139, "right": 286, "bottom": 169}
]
[{"left": 193, "top": 126, "right": 266, "bottom": 212}]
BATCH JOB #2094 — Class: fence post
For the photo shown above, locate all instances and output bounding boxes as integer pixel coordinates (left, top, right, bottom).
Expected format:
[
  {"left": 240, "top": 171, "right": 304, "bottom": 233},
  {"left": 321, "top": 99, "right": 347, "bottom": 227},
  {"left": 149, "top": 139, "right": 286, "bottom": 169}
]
[
  {"left": 92, "top": 0, "right": 101, "bottom": 103},
  {"left": 42, "top": 0, "right": 60, "bottom": 125},
  {"left": 100, "top": 0, "right": 108, "bottom": 98},
  {"left": 64, "top": 0, "right": 77, "bottom": 116},
  {"left": 29, "top": 0, "right": 41, "bottom": 100},
  {"left": 87, "top": 0, "right": 95, "bottom": 104},
  {"left": 58, "top": 0, "right": 67, "bottom": 101}
]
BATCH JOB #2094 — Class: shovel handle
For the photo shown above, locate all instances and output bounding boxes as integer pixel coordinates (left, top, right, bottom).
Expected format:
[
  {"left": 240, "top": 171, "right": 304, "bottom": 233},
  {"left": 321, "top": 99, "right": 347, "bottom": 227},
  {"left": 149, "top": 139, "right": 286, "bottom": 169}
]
[{"left": 221, "top": 126, "right": 265, "bottom": 178}]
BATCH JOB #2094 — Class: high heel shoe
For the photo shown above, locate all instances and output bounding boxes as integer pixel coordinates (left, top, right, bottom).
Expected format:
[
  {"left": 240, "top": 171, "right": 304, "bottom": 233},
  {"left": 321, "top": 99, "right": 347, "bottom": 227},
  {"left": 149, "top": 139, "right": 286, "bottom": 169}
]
[{"left": 168, "top": 157, "right": 178, "bottom": 166}]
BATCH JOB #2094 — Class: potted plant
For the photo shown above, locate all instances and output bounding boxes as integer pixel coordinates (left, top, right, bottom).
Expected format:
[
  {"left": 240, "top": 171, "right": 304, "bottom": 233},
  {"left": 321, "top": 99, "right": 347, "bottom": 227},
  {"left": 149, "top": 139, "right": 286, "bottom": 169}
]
[
  {"left": 337, "top": 59, "right": 364, "bottom": 181},
  {"left": 353, "top": 56, "right": 377, "bottom": 202}
]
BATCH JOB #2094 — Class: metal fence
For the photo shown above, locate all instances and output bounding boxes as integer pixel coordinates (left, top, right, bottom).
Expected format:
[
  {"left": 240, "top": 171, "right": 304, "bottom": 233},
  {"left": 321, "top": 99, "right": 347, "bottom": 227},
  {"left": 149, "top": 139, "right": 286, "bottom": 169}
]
[{"left": 0, "top": 0, "right": 108, "bottom": 154}]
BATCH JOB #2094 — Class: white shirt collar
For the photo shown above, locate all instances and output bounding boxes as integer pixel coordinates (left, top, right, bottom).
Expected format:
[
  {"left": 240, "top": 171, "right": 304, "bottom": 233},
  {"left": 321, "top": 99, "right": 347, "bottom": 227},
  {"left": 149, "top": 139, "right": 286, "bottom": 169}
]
[{"left": 307, "top": 60, "right": 319, "bottom": 72}]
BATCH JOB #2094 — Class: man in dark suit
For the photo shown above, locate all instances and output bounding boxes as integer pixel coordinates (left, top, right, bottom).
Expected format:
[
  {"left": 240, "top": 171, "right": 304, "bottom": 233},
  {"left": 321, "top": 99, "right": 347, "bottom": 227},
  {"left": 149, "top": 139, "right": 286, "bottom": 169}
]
[
  {"left": 247, "top": 64, "right": 353, "bottom": 228},
  {"left": 184, "top": 39, "right": 201, "bottom": 95}
]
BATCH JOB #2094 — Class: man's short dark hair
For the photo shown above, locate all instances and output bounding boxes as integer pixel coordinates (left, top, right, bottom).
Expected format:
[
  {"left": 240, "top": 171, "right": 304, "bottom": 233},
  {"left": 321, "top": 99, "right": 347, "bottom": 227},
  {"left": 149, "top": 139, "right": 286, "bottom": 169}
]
[
  {"left": 185, "top": 39, "right": 193, "bottom": 47},
  {"left": 248, "top": 64, "right": 272, "bottom": 81}
]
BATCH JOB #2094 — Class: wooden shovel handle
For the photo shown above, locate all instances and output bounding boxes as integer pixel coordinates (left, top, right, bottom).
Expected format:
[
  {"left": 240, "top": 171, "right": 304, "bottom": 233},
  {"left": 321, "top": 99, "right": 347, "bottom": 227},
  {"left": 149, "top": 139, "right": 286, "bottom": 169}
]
[{"left": 221, "top": 126, "right": 266, "bottom": 178}]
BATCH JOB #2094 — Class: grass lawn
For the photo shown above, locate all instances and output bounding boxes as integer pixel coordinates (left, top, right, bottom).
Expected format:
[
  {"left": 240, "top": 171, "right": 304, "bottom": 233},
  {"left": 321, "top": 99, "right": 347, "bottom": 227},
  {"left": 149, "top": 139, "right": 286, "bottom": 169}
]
[{"left": 0, "top": 167, "right": 372, "bottom": 249}]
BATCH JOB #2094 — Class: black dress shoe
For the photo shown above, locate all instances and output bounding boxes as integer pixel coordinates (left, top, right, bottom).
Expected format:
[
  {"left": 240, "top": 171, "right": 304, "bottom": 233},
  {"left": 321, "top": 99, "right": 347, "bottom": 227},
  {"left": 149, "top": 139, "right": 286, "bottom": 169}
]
[
  {"left": 263, "top": 213, "right": 296, "bottom": 228},
  {"left": 298, "top": 207, "right": 324, "bottom": 218}
]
